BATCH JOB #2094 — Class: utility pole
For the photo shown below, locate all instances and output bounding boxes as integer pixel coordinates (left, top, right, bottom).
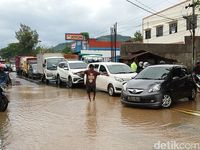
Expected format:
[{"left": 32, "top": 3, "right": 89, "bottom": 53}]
[
  {"left": 192, "top": 0, "right": 196, "bottom": 67},
  {"left": 114, "top": 22, "right": 117, "bottom": 62},
  {"left": 110, "top": 27, "right": 114, "bottom": 62},
  {"left": 185, "top": 0, "right": 197, "bottom": 67}
]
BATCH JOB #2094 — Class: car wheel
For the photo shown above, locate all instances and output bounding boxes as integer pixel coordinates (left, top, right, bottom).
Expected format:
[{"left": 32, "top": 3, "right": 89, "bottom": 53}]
[
  {"left": 43, "top": 76, "right": 49, "bottom": 85},
  {"left": 189, "top": 87, "right": 196, "bottom": 101},
  {"left": 56, "top": 75, "right": 62, "bottom": 86},
  {"left": 0, "top": 95, "right": 9, "bottom": 112},
  {"left": 162, "top": 94, "right": 172, "bottom": 108},
  {"left": 67, "top": 77, "right": 73, "bottom": 88},
  {"left": 108, "top": 84, "right": 115, "bottom": 96}
]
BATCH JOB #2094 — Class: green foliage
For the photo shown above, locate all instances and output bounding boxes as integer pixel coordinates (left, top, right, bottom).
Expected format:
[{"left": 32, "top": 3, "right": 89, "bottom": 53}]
[
  {"left": 133, "top": 31, "right": 143, "bottom": 42},
  {"left": 0, "top": 43, "right": 20, "bottom": 60},
  {"left": 62, "top": 47, "right": 72, "bottom": 54},
  {"left": 97, "top": 34, "right": 131, "bottom": 42},
  {"left": 52, "top": 42, "right": 72, "bottom": 51},
  {"left": 15, "top": 24, "right": 39, "bottom": 55},
  {"left": 81, "top": 32, "right": 89, "bottom": 40}
]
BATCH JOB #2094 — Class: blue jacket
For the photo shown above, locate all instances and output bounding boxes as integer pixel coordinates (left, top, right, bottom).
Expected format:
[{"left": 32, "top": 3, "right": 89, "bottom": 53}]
[{"left": 0, "top": 71, "right": 8, "bottom": 85}]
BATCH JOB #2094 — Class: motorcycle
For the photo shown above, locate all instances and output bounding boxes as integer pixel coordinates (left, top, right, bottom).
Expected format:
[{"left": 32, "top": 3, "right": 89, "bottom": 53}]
[
  {"left": 0, "top": 85, "right": 9, "bottom": 112},
  {"left": 193, "top": 73, "right": 200, "bottom": 92}
]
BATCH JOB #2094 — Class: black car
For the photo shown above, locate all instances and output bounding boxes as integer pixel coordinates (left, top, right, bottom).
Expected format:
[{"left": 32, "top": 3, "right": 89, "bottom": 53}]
[{"left": 121, "top": 64, "right": 197, "bottom": 108}]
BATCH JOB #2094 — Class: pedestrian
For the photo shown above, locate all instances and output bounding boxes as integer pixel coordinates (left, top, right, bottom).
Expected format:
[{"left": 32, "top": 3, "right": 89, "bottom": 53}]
[
  {"left": 143, "top": 62, "right": 150, "bottom": 69},
  {"left": 159, "top": 60, "right": 166, "bottom": 64},
  {"left": 131, "top": 58, "right": 138, "bottom": 72},
  {"left": 136, "top": 61, "right": 143, "bottom": 73},
  {"left": 84, "top": 64, "right": 100, "bottom": 101}
]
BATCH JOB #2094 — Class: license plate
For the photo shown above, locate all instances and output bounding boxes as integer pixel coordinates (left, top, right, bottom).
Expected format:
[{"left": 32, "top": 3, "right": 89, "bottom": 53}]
[{"left": 128, "top": 97, "right": 140, "bottom": 102}]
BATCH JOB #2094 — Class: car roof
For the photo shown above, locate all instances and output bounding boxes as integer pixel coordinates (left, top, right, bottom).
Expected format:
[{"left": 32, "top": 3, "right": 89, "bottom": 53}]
[
  {"left": 90, "top": 62, "right": 126, "bottom": 65},
  {"left": 148, "top": 64, "right": 186, "bottom": 68},
  {"left": 59, "top": 60, "right": 85, "bottom": 64},
  {"left": 67, "top": 60, "right": 85, "bottom": 63}
]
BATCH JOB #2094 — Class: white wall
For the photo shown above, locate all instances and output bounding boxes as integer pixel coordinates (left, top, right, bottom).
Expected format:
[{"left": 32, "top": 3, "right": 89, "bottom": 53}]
[
  {"left": 81, "top": 50, "right": 120, "bottom": 57},
  {"left": 143, "top": 0, "right": 200, "bottom": 43}
]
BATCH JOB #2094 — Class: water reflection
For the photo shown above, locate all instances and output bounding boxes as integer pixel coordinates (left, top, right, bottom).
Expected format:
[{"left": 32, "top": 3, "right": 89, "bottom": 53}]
[
  {"left": 0, "top": 113, "right": 9, "bottom": 150},
  {"left": 86, "top": 102, "right": 97, "bottom": 137}
]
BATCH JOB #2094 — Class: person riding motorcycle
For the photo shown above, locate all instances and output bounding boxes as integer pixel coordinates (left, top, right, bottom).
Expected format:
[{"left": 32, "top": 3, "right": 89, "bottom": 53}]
[
  {"left": 0, "top": 64, "right": 9, "bottom": 85},
  {"left": 0, "top": 64, "right": 9, "bottom": 112},
  {"left": 193, "top": 61, "right": 200, "bottom": 75},
  {"left": 192, "top": 61, "right": 200, "bottom": 92}
]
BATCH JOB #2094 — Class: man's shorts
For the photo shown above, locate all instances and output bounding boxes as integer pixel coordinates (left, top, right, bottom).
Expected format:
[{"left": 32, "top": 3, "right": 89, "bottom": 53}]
[{"left": 86, "top": 85, "right": 96, "bottom": 93}]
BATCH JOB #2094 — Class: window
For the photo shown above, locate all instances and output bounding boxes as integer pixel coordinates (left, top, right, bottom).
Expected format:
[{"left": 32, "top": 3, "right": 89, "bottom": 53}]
[
  {"left": 169, "top": 22, "right": 177, "bottom": 34},
  {"left": 186, "top": 15, "right": 197, "bottom": 30},
  {"left": 99, "top": 65, "right": 107, "bottom": 74},
  {"left": 156, "top": 25, "right": 163, "bottom": 37},
  {"left": 171, "top": 67, "right": 187, "bottom": 78},
  {"left": 145, "top": 29, "right": 151, "bottom": 39}
]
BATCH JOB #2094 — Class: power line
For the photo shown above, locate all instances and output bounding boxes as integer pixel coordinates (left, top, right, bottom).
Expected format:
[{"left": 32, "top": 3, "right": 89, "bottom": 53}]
[{"left": 126, "top": 0, "right": 175, "bottom": 21}]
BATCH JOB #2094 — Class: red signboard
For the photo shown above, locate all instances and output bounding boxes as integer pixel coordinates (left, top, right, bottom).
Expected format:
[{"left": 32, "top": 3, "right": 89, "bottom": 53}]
[{"left": 65, "top": 33, "right": 84, "bottom": 41}]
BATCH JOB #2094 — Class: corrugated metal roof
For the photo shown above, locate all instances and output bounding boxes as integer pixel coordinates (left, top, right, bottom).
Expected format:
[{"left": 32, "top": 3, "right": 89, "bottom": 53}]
[{"left": 89, "top": 39, "right": 121, "bottom": 48}]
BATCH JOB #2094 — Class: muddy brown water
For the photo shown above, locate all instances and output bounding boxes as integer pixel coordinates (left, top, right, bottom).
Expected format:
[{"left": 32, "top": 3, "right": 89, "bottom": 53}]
[{"left": 0, "top": 73, "right": 200, "bottom": 150}]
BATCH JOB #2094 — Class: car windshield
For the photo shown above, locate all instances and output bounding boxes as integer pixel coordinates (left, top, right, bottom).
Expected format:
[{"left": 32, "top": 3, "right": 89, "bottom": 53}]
[
  {"left": 107, "top": 64, "right": 133, "bottom": 74},
  {"left": 135, "top": 66, "right": 171, "bottom": 80},
  {"left": 69, "top": 62, "right": 87, "bottom": 69},
  {"left": 31, "top": 64, "right": 37, "bottom": 70},
  {"left": 47, "top": 58, "right": 64, "bottom": 70}
]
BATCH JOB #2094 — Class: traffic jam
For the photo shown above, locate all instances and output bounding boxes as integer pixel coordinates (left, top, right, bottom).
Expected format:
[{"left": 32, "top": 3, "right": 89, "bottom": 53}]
[
  {"left": 0, "top": 52, "right": 200, "bottom": 149},
  {"left": 10, "top": 52, "right": 199, "bottom": 108}
]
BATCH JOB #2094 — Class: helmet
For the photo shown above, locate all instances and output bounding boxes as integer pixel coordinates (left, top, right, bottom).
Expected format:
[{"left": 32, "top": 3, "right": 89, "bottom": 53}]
[
  {"left": 143, "top": 62, "right": 150, "bottom": 68},
  {"left": 138, "top": 61, "right": 143, "bottom": 67},
  {"left": 196, "top": 61, "right": 200, "bottom": 65},
  {"left": 0, "top": 63, "right": 5, "bottom": 68}
]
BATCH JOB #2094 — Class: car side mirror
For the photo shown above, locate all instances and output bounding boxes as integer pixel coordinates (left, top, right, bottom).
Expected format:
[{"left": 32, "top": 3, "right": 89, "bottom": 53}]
[{"left": 43, "top": 64, "right": 46, "bottom": 68}]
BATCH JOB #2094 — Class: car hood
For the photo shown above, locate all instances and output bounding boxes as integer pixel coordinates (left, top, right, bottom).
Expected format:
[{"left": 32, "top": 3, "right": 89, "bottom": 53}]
[
  {"left": 113, "top": 73, "right": 137, "bottom": 81},
  {"left": 126, "top": 79, "right": 164, "bottom": 90},
  {"left": 71, "top": 68, "right": 86, "bottom": 73}
]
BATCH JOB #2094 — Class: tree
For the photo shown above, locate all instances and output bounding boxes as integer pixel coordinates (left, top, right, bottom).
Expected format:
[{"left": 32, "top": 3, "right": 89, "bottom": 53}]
[
  {"left": 15, "top": 24, "right": 39, "bottom": 55},
  {"left": 0, "top": 43, "right": 20, "bottom": 60},
  {"left": 133, "top": 31, "right": 143, "bottom": 42},
  {"left": 81, "top": 32, "right": 89, "bottom": 40}
]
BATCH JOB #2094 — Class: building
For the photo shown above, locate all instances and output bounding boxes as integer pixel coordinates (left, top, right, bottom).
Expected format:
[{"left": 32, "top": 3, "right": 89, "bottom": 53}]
[
  {"left": 143, "top": 0, "right": 199, "bottom": 43},
  {"left": 121, "top": 0, "right": 200, "bottom": 68},
  {"left": 80, "top": 38, "right": 121, "bottom": 62}
]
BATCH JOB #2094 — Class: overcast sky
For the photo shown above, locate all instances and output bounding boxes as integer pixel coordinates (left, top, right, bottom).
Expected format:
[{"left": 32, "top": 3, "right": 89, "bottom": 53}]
[{"left": 0, "top": 0, "right": 185, "bottom": 48}]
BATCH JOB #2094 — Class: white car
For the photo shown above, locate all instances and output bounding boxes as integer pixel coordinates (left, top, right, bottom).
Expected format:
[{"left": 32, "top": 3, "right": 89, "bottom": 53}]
[
  {"left": 56, "top": 60, "right": 87, "bottom": 87},
  {"left": 86, "top": 62, "right": 137, "bottom": 96}
]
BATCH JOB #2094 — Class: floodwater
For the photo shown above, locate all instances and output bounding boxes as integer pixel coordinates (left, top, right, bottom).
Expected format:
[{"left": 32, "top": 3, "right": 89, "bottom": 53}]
[{"left": 0, "top": 73, "right": 200, "bottom": 150}]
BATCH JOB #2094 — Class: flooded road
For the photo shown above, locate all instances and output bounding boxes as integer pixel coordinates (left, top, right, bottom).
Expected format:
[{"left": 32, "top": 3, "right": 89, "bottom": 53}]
[{"left": 0, "top": 72, "right": 200, "bottom": 150}]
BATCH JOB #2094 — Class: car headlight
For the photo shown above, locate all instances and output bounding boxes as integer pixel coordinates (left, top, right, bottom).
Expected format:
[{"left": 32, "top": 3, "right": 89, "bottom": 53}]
[
  {"left": 73, "top": 72, "right": 83, "bottom": 77},
  {"left": 148, "top": 84, "right": 161, "bottom": 93},
  {"left": 114, "top": 77, "right": 124, "bottom": 82},
  {"left": 122, "top": 83, "right": 127, "bottom": 91}
]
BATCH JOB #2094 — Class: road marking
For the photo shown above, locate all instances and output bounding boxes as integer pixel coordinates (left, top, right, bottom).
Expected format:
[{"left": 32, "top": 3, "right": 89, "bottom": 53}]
[{"left": 173, "top": 108, "right": 200, "bottom": 117}]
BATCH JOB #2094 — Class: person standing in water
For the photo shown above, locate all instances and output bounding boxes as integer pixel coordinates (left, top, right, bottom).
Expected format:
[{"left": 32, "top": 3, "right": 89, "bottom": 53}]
[{"left": 84, "top": 64, "right": 100, "bottom": 101}]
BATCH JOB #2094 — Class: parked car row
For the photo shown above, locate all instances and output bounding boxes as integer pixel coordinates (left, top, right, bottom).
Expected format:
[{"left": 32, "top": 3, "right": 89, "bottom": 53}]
[{"left": 18, "top": 54, "right": 197, "bottom": 109}]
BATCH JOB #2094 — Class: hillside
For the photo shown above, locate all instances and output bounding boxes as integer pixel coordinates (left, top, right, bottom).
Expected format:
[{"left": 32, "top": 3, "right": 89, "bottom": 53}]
[
  {"left": 97, "top": 34, "right": 131, "bottom": 42},
  {"left": 52, "top": 34, "right": 131, "bottom": 51},
  {"left": 52, "top": 42, "right": 72, "bottom": 51}
]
